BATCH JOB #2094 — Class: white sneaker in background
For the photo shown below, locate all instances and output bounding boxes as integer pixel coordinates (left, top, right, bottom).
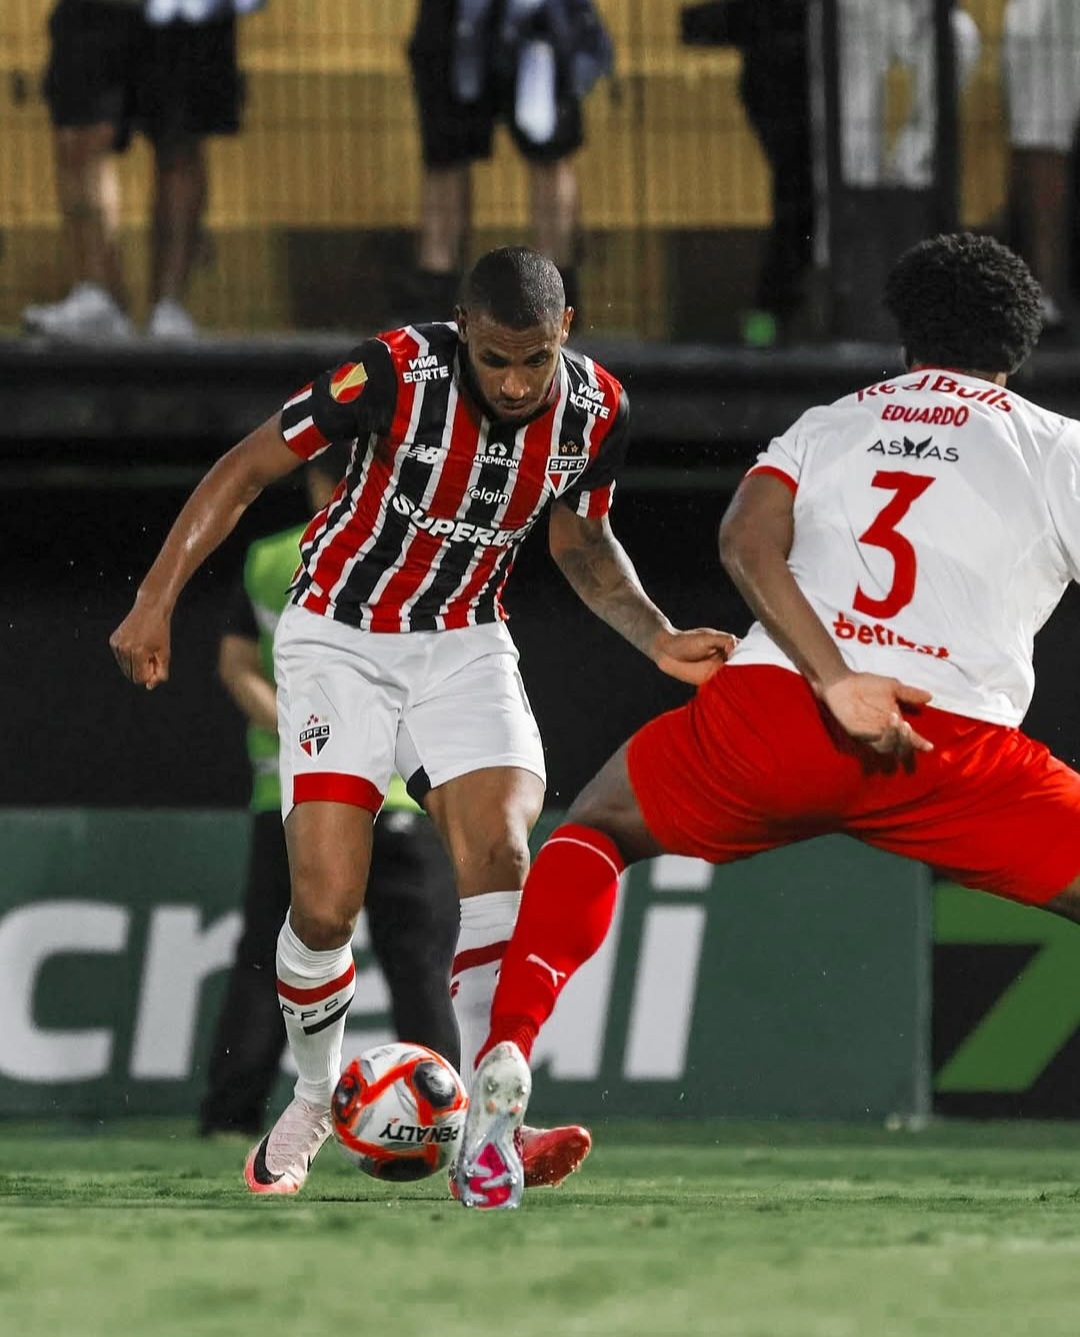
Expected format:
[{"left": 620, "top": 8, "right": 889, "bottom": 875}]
[
  {"left": 243, "top": 1094, "right": 334, "bottom": 1195},
  {"left": 22, "top": 282, "right": 135, "bottom": 341},
  {"left": 146, "top": 298, "right": 199, "bottom": 341}
]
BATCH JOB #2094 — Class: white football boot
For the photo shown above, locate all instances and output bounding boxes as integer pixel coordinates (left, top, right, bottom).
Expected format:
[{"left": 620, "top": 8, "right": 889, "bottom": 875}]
[
  {"left": 22, "top": 282, "right": 135, "bottom": 341},
  {"left": 243, "top": 1095, "right": 334, "bottom": 1195},
  {"left": 453, "top": 1041, "right": 531, "bottom": 1209}
]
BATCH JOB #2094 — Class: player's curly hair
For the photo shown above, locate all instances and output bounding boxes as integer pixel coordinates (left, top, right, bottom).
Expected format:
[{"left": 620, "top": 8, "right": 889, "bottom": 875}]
[
  {"left": 882, "top": 232, "right": 1043, "bottom": 373},
  {"left": 462, "top": 246, "right": 566, "bottom": 328}
]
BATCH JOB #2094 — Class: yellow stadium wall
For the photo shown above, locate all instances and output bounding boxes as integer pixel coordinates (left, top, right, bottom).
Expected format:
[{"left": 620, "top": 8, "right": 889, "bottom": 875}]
[{"left": 0, "top": 0, "right": 1013, "bottom": 334}]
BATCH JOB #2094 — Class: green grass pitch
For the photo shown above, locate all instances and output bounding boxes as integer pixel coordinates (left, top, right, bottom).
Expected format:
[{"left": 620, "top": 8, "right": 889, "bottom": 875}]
[{"left": 4, "top": 1117, "right": 1080, "bottom": 1336}]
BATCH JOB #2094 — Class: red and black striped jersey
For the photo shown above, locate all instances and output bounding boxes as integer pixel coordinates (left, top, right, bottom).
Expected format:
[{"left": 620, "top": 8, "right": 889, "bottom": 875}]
[{"left": 278, "top": 321, "right": 629, "bottom": 632}]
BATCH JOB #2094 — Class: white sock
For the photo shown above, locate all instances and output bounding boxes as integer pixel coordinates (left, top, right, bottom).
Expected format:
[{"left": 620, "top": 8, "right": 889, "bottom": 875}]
[
  {"left": 451, "top": 890, "right": 521, "bottom": 1083},
  {"left": 276, "top": 914, "right": 355, "bottom": 1107}
]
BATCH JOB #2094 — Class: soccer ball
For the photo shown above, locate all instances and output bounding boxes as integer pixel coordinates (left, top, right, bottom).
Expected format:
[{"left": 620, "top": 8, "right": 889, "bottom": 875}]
[{"left": 331, "top": 1041, "right": 468, "bottom": 1182}]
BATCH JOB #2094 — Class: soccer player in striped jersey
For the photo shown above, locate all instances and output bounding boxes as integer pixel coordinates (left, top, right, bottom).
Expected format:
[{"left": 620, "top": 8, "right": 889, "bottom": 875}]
[
  {"left": 110, "top": 245, "right": 733, "bottom": 1196},
  {"left": 456, "top": 232, "right": 1080, "bottom": 1208},
  {"left": 198, "top": 444, "right": 462, "bottom": 1140}
]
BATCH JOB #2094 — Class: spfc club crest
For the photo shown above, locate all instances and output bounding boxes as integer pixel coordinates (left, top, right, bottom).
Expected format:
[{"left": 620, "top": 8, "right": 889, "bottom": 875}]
[
  {"left": 547, "top": 439, "right": 587, "bottom": 495},
  {"left": 299, "top": 715, "right": 331, "bottom": 756}
]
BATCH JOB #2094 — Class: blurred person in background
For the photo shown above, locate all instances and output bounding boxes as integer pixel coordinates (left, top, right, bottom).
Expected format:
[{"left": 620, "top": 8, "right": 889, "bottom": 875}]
[
  {"left": 110, "top": 246, "right": 730, "bottom": 1196},
  {"left": 403, "top": 0, "right": 613, "bottom": 327},
  {"left": 1003, "top": 0, "right": 1080, "bottom": 336},
  {"left": 199, "top": 444, "right": 461, "bottom": 1139},
  {"left": 682, "top": 0, "right": 814, "bottom": 347},
  {"left": 681, "top": 0, "right": 980, "bottom": 347},
  {"left": 22, "top": 0, "right": 263, "bottom": 343},
  {"left": 836, "top": 0, "right": 982, "bottom": 190},
  {"left": 452, "top": 233, "right": 1080, "bottom": 1211}
]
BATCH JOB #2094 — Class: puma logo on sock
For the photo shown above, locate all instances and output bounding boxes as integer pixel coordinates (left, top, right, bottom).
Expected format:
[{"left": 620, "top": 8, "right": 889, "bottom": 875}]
[{"left": 526, "top": 953, "right": 567, "bottom": 988}]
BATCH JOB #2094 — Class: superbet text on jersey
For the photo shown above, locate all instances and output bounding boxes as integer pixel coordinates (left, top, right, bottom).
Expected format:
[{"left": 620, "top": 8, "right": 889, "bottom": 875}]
[
  {"left": 727, "top": 367, "right": 1080, "bottom": 727},
  {"left": 278, "top": 322, "right": 628, "bottom": 634}
]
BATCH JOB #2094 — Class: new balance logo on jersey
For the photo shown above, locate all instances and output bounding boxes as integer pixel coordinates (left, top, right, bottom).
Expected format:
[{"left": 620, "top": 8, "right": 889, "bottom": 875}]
[
  {"left": 569, "top": 385, "right": 611, "bottom": 419},
  {"left": 403, "top": 354, "right": 450, "bottom": 384},
  {"left": 527, "top": 953, "right": 567, "bottom": 988},
  {"left": 408, "top": 444, "right": 443, "bottom": 464},
  {"left": 868, "top": 436, "right": 959, "bottom": 462}
]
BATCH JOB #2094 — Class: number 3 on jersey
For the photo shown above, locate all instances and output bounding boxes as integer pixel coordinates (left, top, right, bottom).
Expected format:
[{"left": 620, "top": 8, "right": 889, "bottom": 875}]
[{"left": 853, "top": 471, "right": 935, "bottom": 619}]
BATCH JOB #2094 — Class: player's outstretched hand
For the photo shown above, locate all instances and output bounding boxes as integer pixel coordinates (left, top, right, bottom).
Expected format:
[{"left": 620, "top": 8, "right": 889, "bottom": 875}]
[
  {"left": 652, "top": 627, "right": 739, "bottom": 686},
  {"left": 822, "top": 672, "right": 933, "bottom": 758},
  {"left": 109, "top": 599, "right": 172, "bottom": 690}
]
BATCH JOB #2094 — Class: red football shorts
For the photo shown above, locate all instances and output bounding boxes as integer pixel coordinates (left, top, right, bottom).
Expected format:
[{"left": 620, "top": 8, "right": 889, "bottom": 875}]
[{"left": 626, "top": 664, "right": 1080, "bottom": 906}]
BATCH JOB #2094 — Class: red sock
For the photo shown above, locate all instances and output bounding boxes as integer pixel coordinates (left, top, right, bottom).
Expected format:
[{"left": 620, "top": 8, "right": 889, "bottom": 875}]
[{"left": 478, "top": 823, "right": 624, "bottom": 1065}]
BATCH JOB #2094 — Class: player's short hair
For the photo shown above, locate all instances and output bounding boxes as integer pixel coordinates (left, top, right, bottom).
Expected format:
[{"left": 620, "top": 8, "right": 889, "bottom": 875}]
[
  {"left": 461, "top": 246, "right": 566, "bottom": 329},
  {"left": 882, "top": 232, "right": 1043, "bottom": 373}
]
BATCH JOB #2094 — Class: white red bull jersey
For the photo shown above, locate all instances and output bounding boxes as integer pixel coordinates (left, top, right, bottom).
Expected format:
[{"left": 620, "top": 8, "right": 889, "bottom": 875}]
[
  {"left": 278, "top": 322, "right": 628, "bottom": 632},
  {"left": 727, "top": 367, "right": 1080, "bottom": 726}
]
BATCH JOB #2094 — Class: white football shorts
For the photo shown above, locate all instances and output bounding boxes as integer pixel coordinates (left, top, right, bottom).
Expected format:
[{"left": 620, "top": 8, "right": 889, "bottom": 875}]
[{"left": 274, "top": 603, "right": 546, "bottom": 818}]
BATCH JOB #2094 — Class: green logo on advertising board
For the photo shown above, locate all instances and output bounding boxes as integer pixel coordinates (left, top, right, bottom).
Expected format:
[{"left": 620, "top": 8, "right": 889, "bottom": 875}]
[{"left": 935, "top": 883, "right": 1080, "bottom": 1094}]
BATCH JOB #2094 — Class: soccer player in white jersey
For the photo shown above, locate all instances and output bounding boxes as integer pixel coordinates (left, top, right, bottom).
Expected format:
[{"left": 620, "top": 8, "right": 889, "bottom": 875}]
[
  {"left": 456, "top": 231, "right": 1080, "bottom": 1209},
  {"left": 109, "top": 246, "right": 732, "bottom": 1196}
]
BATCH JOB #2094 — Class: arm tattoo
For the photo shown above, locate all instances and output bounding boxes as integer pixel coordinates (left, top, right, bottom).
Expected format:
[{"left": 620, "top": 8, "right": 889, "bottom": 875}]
[{"left": 553, "top": 526, "right": 668, "bottom": 658}]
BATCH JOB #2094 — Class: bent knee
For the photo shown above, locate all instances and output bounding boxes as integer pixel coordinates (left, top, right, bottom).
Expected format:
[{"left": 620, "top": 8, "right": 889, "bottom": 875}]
[
  {"left": 566, "top": 777, "right": 661, "bottom": 865},
  {"left": 288, "top": 904, "right": 358, "bottom": 951},
  {"left": 476, "top": 833, "right": 531, "bottom": 885},
  {"left": 567, "top": 779, "right": 641, "bottom": 847},
  {"left": 456, "top": 834, "right": 531, "bottom": 893},
  {"left": 567, "top": 788, "right": 617, "bottom": 830},
  {"left": 288, "top": 873, "right": 363, "bottom": 949}
]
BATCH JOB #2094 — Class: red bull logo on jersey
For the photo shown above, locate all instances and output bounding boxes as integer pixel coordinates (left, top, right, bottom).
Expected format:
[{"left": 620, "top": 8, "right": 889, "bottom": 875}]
[
  {"left": 547, "top": 440, "right": 587, "bottom": 494},
  {"left": 299, "top": 716, "right": 332, "bottom": 756},
  {"left": 857, "top": 373, "right": 1011, "bottom": 413},
  {"left": 906, "top": 372, "right": 1012, "bottom": 412},
  {"left": 330, "top": 363, "right": 368, "bottom": 403}
]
